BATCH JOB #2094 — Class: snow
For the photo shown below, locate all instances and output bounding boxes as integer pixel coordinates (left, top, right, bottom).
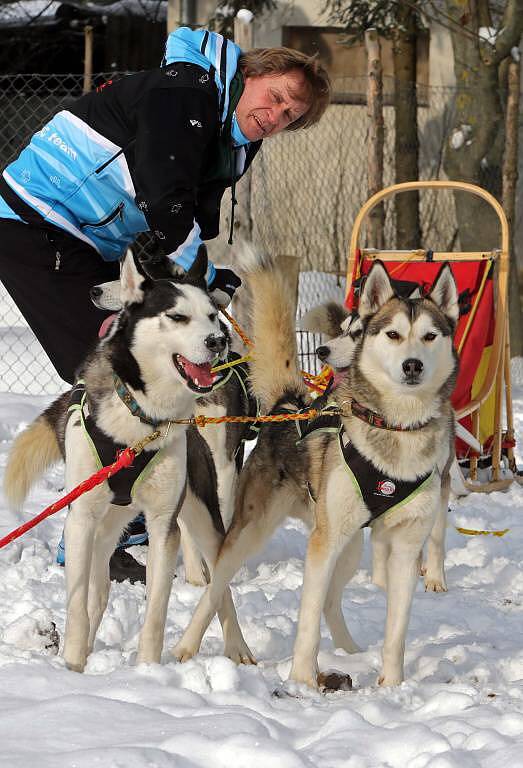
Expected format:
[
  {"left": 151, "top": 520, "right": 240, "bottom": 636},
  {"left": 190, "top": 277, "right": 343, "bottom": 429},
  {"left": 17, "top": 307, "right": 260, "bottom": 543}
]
[{"left": 0, "top": 366, "right": 522, "bottom": 767}]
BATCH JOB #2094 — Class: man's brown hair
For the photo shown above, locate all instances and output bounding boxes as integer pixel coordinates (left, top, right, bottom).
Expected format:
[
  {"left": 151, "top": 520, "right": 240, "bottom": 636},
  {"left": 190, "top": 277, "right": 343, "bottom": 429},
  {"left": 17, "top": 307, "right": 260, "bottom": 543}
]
[{"left": 238, "top": 47, "right": 331, "bottom": 130}]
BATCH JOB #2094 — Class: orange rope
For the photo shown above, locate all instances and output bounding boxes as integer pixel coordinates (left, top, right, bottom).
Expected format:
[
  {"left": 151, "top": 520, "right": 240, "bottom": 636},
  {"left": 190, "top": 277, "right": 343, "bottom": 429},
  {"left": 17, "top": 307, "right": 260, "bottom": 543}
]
[
  {"left": 190, "top": 408, "right": 320, "bottom": 428},
  {"left": 219, "top": 309, "right": 333, "bottom": 391}
]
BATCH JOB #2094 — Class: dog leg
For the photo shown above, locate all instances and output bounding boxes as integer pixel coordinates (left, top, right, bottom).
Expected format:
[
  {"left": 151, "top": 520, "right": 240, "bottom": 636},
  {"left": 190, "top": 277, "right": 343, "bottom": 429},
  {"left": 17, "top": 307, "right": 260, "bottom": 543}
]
[
  {"left": 179, "top": 491, "right": 255, "bottom": 664},
  {"left": 173, "top": 498, "right": 286, "bottom": 663},
  {"left": 323, "top": 530, "right": 363, "bottom": 653},
  {"left": 290, "top": 522, "right": 354, "bottom": 689},
  {"left": 63, "top": 503, "right": 99, "bottom": 672},
  {"left": 371, "top": 527, "right": 390, "bottom": 591},
  {"left": 179, "top": 522, "right": 207, "bottom": 586},
  {"left": 379, "top": 521, "right": 431, "bottom": 686},
  {"left": 422, "top": 481, "right": 449, "bottom": 593},
  {"left": 137, "top": 514, "right": 180, "bottom": 665},
  {"left": 87, "top": 507, "right": 133, "bottom": 654}
]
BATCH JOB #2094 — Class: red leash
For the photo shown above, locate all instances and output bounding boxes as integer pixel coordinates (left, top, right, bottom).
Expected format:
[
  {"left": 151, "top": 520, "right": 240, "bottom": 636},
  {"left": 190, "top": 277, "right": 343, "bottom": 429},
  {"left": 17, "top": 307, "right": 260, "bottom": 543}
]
[{"left": 0, "top": 429, "right": 161, "bottom": 550}]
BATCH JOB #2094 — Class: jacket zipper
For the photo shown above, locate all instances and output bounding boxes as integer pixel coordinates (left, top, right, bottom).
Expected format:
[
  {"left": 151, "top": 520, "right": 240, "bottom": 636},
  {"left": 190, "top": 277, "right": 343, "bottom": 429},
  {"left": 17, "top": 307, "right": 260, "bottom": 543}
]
[{"left": 81, "top": 202, "right": 124, "bottom": 229}]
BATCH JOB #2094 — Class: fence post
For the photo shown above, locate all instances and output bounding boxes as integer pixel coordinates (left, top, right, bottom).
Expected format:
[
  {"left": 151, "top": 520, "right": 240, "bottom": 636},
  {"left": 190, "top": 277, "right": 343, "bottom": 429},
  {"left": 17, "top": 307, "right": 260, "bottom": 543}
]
[
  {"left": 233, "top": 12, "right": 254, "bottom": 244},
  {"left": 502, "top": 56, "right": 523, "bottom": 357},
  {"left": 365, "top": 28, "right": 384, "bottom": 249},
  {"left": 83, "top": 26, "right": 93, "bottom": 94}
]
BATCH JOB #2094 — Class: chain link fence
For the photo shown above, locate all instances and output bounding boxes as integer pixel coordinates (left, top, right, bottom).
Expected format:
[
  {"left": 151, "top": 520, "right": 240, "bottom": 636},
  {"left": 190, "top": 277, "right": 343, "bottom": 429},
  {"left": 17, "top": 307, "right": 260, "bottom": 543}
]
[{"left": 0, "top": 73, "right": 509, "bottom": 393}]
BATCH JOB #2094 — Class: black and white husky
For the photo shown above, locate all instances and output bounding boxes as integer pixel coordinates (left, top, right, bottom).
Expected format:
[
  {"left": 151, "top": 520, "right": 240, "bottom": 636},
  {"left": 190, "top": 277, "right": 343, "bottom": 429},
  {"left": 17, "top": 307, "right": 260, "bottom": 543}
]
[{"left": 3, "top": 249, "right": 252, "bottom": 671}]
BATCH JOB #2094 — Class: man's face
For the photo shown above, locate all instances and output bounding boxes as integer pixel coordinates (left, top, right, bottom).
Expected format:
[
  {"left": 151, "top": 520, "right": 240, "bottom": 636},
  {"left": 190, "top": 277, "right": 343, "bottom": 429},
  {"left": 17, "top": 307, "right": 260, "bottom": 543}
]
[{"left": 235, "top": 69, "right": 310, "bottom": 141}]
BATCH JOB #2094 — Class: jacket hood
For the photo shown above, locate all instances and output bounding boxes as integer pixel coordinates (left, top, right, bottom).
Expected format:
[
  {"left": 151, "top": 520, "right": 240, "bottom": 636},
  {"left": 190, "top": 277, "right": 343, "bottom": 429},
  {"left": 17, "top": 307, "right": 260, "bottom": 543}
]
[{"left": 164, "top": 27, "right": 242, "bottom": 126}]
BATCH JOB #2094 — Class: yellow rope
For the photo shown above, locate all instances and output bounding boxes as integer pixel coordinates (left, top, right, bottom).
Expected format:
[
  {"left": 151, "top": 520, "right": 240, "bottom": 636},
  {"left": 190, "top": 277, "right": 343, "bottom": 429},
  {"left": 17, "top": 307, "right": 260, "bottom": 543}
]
[
  {"left": 211, "top": 354, "right": 252, "bottom": 374},
  {"left": 190, "top": 408, "right": 320, "bottom": 428},
  {"left": 455, "top": 526, "right": 509, "bottom": 537}
]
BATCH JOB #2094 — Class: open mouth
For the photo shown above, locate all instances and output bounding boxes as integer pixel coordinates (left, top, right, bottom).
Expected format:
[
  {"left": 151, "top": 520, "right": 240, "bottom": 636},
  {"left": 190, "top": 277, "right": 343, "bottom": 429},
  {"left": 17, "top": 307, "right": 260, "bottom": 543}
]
[{"left": 173, "top": 354, "right": 220, "bottom": 393}]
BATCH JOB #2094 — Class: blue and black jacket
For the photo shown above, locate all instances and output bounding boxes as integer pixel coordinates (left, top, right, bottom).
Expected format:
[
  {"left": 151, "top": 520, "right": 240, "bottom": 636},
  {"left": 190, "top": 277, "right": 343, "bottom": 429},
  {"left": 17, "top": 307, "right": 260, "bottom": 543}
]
[{"left": 0, "top": 28, "right": 262, "bottom": 280}]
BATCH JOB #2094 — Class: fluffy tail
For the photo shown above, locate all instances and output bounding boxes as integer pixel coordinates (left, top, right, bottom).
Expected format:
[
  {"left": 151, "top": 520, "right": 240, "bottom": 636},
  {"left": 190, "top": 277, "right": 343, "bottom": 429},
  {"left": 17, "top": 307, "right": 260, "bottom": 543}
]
[
  {"left": 300, "top": 302, "right": 349, "bottom": 337},
  {"left": 238, "top": 243, "right": 307, "bottom": 410},
  {"left": 3, "top": 415, "right": 62, "bottom": 510}
]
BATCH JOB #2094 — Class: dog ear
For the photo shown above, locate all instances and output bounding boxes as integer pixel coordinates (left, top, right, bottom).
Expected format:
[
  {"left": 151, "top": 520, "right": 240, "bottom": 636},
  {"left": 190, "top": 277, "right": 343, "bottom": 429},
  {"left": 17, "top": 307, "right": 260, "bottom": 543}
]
[
  {"left": 120, "top": 250, "right": 148, "bottom": 305},
  {"left": 427, "top": 263, "right": 459, "bottom": 323},
  {"left": 183, "top": 244, "right": 208, "bottom": 289},
  {"left": 358, "top": 261, "right": 395, "bottom": 318}
]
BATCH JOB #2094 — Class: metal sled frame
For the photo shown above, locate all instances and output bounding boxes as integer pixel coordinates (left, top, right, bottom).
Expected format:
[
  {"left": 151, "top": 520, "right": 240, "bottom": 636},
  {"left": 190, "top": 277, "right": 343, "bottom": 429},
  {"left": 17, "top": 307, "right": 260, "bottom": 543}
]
[{"left": 346, "top": 180, "right": 516, "bottom": 493}]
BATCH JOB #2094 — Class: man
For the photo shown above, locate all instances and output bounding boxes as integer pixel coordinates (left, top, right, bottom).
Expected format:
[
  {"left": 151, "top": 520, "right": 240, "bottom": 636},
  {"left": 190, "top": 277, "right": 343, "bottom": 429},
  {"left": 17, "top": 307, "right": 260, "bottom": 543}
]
[{"left": 0, "top": 27, "right": 331, "bottom": 577}]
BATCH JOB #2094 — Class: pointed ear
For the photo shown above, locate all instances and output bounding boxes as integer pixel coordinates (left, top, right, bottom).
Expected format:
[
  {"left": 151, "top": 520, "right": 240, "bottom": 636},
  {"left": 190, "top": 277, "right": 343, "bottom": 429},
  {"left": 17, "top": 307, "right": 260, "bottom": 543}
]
[
  {"left": 184, "top": 244, "right": 208, "bottom": 288},
  {"left": 120, "top": 250, "right": 148, "bottom": 305},
  {"left": 427, "top": 263, "right": 459, "bottom": 323},
  {"left": 358, "top": 261, "right": 395, "bottom": 318}
]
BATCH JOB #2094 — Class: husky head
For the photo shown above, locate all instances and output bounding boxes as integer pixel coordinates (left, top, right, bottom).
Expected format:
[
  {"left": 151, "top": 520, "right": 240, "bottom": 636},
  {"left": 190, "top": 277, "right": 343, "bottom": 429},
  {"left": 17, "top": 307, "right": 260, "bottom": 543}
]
[
  {"left": 108, "top": 248, "right": 227, "bottom": 397},
  {"left": 300, "top": 302, "right": 362, "bottom": 389},
  {"left": 356, "top": 260, "right": 459, "bottom": 396}
]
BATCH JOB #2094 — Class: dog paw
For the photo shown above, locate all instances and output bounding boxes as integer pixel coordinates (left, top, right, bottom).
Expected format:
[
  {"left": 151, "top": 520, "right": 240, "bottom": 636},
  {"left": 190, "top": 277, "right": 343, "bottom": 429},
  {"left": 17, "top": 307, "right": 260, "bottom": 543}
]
[
  {"left": 289, "top": 666, "right": 319, "bottom": 690},
  {"left": 377, "top": 672, "right": 403, "bottom": 687},
  {"left": 224, "top": 640, "right": 257, "bottom": 666},
  {"left": 171, "top": 642, "right": 197, "bottom": 663},
  {"left": 424, "top": 574, "right": 448, "bottom": 592},
  {"left": 65, "top": 658, "right": 86, "bottom": 673}
]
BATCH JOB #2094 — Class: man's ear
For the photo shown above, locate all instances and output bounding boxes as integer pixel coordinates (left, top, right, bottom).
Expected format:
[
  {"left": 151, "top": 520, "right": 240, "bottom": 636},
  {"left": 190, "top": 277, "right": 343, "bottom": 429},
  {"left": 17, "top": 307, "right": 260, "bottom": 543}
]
[
  {"left": 183, "top": 244, "right": 208, "bottom": 289},
  {"left": 358, "top": 261, "right": 395, "bottom": 319},
  {"left": 120, "top": 250, "right": 149, "bottom": 305}
]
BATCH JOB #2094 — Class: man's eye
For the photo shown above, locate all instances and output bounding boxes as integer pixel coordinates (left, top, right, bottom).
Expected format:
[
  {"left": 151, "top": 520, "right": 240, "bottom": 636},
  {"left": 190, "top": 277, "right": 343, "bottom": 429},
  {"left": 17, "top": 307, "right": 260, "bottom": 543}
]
[
  {"left": 386, "top": 330, "right": 400, "bottom": 340},
  {"left": 170, "top": 314, "right": 189, "bottom": 323},
  {"left": 424, "top": 332, "right": 437, "bottom": 342}
]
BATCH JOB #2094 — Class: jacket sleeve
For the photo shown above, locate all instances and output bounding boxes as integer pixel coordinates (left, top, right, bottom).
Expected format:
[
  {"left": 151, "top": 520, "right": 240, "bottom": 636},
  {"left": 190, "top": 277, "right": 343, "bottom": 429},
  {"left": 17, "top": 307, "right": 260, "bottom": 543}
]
[{"left": 133, "top": 85, "right": 218, "bottom": 279}]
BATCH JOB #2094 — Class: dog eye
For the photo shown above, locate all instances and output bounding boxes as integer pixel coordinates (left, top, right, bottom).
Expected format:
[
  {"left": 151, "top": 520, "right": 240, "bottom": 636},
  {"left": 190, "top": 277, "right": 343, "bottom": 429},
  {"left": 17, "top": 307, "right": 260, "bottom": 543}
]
[
  {"left": 169, "top": 314, "right": 189, "bottom": 323},
  {"left": 423, "top": 332, "right": 437, "bottom": 342},
  {"left": 208, "top": 312, "right": 217, "bottom": 322},
  {"left": 386, "top": 330, "right": 400, "bottom": 340}
]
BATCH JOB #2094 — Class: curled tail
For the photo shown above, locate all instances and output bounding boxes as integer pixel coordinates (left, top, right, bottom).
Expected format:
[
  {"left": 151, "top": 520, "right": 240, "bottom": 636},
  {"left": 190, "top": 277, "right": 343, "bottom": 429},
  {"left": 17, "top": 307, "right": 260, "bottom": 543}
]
[
  {"left": 4, "top": 413, "right": 62, "bottom": 510},
  {"left": 238, "top": 243, "right": 307, "bottom": 411}
]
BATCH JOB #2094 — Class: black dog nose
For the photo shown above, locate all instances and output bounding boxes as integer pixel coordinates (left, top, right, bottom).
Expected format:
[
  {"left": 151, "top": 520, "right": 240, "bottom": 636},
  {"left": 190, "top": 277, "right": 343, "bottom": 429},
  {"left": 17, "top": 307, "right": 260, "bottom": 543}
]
[
  {"left": 402, "top": 358, "right": 423, "bottom": 376},
  {"left": 316, "top": 345, "right": 330, "bottom": 361},
  {"left": 205, "top": 334, "right": 226, "bottom": 353},
  {"left": 90, "top": 286, "right": 102, "bottom": 299}
]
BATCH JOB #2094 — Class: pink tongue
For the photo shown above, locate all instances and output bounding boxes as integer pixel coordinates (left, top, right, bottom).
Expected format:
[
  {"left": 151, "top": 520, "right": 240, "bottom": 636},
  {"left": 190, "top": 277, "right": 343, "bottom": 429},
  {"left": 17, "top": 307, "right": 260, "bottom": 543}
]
[
  {"left": 184, "top": 360, "right": 214, "bottom": 387},
  {"left": 98, "top": 313, "right": 117, "bottom": 338}
]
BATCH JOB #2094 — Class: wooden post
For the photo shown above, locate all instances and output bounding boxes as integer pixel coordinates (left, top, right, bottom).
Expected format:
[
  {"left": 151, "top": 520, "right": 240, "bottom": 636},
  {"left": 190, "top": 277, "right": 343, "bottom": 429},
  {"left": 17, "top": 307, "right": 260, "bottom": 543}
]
[
  {"left": 232, "top": 13, "right": 254, "bottom": 244},
  {"left": 365, "top": 28, "right": 384, "bottom": 249},
  {"left": 83, "top": 26, "right": 93, "bottom": 94},
  {"left": 502, "top": 56, "right": 523, "bottom": 357}
]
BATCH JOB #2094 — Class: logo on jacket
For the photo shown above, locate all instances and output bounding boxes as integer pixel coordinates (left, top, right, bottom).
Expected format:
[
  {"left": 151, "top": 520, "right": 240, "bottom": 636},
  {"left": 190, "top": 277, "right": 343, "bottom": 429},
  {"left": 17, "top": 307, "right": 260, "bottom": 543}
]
[
  {"left": 376, "top": 480, "right": 395, "bottom": 496},
  {"left": 189, "top": 119, "right": 203, "bottom": 128}
]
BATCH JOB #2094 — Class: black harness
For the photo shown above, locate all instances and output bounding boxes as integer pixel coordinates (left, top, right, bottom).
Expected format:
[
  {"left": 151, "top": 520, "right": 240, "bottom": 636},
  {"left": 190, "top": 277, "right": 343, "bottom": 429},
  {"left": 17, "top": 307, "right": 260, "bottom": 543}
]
[
  {"left": 68, "top": 382, "right": 163, "bottom": 506},
  {"left": 293, "top": 394, "right": 434, "bottom": 526}
]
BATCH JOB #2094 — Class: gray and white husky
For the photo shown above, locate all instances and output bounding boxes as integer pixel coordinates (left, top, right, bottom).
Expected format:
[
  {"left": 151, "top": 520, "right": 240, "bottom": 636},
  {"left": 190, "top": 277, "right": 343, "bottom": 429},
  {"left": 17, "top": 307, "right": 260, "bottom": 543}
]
[
  {"left": 3, "top": 249, "right": 252, "bottom": 671},
  {"left": 173, "top": 252, "right": 459, "bottom": 688}
]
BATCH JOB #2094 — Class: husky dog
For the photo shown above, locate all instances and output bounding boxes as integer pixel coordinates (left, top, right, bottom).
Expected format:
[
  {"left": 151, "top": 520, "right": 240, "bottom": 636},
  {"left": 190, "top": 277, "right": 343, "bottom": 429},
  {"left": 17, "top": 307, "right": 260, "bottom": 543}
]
[
  {"left": 89, "top": 253, "right": 257, "bottom": 585},
  {"left": 3, "top": 249, "right": 253, "bottom": 671},
  {"left": 173, "top": 253, "right": 458, "bottom": 687}
]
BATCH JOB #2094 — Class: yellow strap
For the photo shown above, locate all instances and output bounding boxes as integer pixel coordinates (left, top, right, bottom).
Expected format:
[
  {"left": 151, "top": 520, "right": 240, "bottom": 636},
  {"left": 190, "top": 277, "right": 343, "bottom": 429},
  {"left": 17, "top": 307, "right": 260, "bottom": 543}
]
[
  {"left": 455, "top": 526, "right": 510, "bottom": 537},
  {"left": 211, "top": 354, "right": 252, "bottom": 374}
]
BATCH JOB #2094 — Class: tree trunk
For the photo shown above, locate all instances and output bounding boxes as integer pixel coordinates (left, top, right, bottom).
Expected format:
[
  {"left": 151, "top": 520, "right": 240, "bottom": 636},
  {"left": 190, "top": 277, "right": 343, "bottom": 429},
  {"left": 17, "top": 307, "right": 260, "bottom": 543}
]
[
  {"left": 502, "top": 57, "right": 523, "bottom": 356},
  {"left": 393, "top": 4, "right": 420, "bottom": 249},
  {"left": 443, "top": 1, "right": 506, "bottom": 251},
  {"left": 365, "top": 28, "right": 384, "bottom": 249}
]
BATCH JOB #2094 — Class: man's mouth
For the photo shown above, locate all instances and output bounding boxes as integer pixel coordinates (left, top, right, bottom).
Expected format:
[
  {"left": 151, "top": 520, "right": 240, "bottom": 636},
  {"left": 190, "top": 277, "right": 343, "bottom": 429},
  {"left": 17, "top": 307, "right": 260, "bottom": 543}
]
[
  {"left": 253, "top": 114, "right": 268, "bottom": 136},
  {"left": 173, "top": 354, "right": 219, "bottom": 393}
]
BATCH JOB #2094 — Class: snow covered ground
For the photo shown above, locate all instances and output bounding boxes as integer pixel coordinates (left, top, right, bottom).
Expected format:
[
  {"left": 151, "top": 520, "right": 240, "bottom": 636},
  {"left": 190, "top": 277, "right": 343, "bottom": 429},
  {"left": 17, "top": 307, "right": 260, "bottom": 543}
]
[{"left": 0, "top": 368, "right": 522, "bottom": 768}]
